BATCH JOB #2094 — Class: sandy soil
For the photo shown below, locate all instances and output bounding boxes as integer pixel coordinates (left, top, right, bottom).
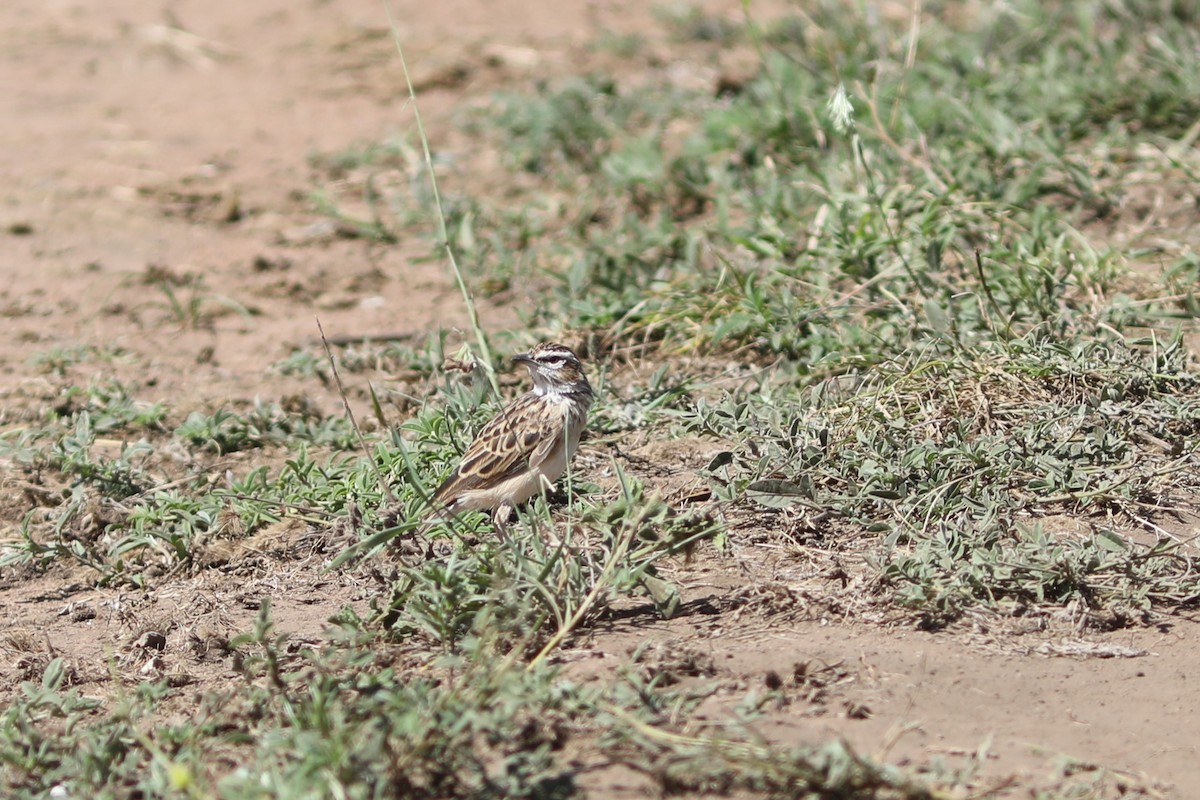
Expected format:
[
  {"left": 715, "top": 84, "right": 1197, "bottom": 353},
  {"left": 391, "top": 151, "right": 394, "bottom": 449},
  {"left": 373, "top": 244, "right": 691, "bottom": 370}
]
[{"left": 2, "top": 0, "right": 1198, "bottom": 796}]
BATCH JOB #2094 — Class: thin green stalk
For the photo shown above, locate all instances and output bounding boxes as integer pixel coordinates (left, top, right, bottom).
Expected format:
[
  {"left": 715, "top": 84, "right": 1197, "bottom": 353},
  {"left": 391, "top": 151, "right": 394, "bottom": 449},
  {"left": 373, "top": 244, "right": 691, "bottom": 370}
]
[
  {"left": 854, "top": 134, "right": 927, "bottom": 299},
  {"left": 381, "top": 1, "right": 499, "bottom": 396}
]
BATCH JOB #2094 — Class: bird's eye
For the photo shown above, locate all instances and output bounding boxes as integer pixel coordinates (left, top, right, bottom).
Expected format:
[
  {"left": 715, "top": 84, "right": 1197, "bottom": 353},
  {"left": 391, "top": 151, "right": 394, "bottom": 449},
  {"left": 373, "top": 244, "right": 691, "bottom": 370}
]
[{"left": 544, "top": 357, "right": 565, "bottom": 368}]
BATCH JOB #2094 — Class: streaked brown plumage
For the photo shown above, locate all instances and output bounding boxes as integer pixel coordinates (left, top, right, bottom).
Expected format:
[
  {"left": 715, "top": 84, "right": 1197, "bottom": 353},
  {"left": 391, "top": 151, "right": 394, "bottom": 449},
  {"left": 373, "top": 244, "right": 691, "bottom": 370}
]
[{"left": 430, "top": 343, "right": 593, "bottom": 533}]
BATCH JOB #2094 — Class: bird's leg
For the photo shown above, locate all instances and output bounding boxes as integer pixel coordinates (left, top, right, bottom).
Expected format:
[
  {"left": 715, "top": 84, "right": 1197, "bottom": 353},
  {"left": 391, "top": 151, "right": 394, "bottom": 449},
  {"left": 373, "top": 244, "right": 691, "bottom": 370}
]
[{"left": 492, "top": 503, "right": 513, "bottom": 542}]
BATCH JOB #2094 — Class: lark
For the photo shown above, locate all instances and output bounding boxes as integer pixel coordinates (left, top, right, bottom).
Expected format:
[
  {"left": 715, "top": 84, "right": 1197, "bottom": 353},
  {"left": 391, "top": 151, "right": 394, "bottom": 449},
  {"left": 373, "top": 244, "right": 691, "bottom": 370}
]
[{"left": 429, "top": 342, "right": 594, "bottom": 534}]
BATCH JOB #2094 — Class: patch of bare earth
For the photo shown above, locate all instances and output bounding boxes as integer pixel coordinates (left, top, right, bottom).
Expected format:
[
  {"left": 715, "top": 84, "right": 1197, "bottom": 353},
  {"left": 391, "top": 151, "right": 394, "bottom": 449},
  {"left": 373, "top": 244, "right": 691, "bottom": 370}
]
[{"left": 2, "top": 0, "right": 1199, "bottom": 796}]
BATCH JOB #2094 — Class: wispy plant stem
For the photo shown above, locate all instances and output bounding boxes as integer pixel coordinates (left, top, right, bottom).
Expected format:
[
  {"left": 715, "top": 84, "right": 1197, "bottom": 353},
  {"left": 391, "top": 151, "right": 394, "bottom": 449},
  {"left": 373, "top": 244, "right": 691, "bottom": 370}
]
[{"left": 382, "top": 1, "right": 499, "bottom": 396}]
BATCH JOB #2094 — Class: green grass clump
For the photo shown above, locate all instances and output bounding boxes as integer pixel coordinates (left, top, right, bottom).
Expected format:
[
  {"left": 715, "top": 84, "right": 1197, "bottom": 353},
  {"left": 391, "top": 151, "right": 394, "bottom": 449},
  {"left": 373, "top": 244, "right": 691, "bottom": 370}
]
[
  {"left": 0, "top": 604, "right": 960, "bottom": 800},
  {"left": 308, "top": 1, "right": 1199, "bottom": 385},
  {"left": 405, "top": 0, "right": 1192, "bottom": 366},
  {"left": 26, "top": 345, "right": 131, "bottom": 377},
  {"left": 0, "top": 381, "right": 374, "bottom": 583},
  {"left": 174, "top": 401, "right": 358, "bottom": 454},
  {"left": 691, "top": 334, "right": 1200, "bottom": 621},
  {"left": 373, "top": 470, "right": 714, "bottom": 648}
]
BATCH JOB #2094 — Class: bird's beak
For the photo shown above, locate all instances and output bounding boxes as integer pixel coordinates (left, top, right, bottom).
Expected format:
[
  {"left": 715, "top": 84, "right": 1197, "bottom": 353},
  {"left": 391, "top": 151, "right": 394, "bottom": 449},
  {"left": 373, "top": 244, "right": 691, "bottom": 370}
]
[{"left": 512, "top": 352, "right": 534, "bottom": 366}]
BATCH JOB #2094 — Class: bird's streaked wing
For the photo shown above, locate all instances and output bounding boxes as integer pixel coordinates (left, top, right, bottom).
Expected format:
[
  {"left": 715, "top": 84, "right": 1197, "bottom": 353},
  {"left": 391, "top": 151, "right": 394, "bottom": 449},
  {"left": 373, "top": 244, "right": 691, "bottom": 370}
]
[{"left": 433, "top": 393, "right": 561, "bottom": 503}]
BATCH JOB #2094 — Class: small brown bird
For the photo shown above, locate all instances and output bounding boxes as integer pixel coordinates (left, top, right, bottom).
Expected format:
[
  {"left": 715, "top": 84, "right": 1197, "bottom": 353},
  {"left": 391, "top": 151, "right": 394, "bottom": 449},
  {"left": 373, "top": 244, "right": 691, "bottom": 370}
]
[{"left": 429, "top": 342, "right": 594, "bottom": 534}]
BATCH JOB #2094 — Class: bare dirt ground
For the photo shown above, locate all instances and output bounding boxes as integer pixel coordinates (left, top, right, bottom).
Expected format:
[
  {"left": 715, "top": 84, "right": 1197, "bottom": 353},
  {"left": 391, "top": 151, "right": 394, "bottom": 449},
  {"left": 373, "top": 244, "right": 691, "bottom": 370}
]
[{"left": 3, "top": 0, "right": 1199, "bottom": 796}]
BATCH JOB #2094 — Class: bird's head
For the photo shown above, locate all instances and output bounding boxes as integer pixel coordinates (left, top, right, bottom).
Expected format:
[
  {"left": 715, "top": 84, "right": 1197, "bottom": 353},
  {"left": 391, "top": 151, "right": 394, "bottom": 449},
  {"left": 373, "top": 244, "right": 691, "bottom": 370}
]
[{"left": 513, "top": 342, "right": 592, "bottom": 397}]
